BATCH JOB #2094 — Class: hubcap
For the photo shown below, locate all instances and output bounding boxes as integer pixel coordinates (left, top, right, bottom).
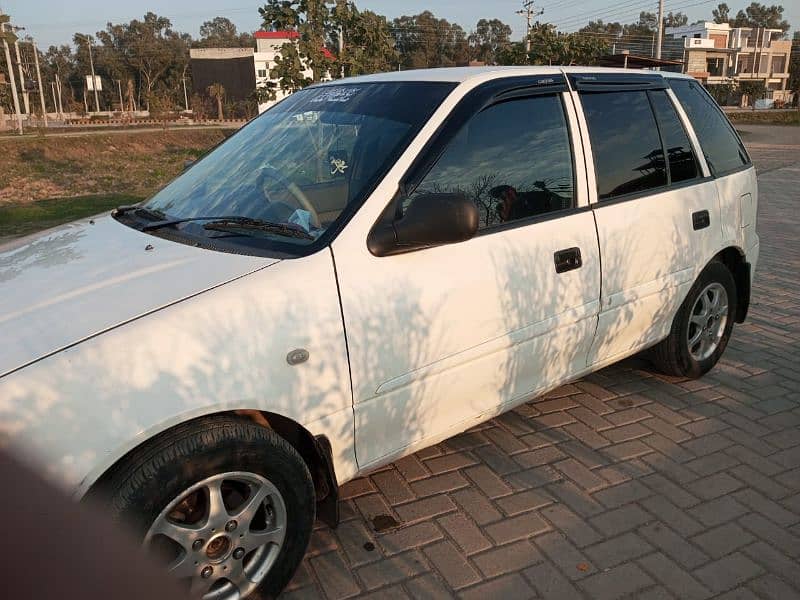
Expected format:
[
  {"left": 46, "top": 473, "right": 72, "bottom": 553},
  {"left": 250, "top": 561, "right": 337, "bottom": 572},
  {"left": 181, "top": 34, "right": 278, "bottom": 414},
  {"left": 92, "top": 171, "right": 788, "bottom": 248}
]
[
  {"left": 144, "top": 471, "right": 287, "bottom": 599},
  {"left": 687, "top": 282, "right": 728, "bottom": 361}
]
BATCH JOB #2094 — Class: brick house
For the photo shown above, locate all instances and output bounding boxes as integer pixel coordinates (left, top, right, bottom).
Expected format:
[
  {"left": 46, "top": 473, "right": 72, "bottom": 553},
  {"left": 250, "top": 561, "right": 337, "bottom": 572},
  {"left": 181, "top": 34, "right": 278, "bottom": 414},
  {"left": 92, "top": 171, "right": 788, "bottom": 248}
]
[{"left": 665, "top": 21, "right": 793, "bottom": 105}]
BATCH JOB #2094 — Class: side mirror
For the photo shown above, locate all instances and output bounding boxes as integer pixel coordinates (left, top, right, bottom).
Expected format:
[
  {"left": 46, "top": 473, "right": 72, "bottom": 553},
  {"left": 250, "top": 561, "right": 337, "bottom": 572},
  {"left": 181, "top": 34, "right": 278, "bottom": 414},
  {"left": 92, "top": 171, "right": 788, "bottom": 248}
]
[{"left": 368, "top": 192, "right": 479, "bottom": 257}]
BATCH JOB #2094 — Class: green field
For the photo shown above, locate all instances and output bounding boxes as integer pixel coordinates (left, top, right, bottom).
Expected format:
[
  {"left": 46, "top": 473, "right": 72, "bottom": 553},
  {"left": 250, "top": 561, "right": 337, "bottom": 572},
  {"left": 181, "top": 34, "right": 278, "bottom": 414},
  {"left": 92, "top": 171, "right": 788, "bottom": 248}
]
[
  {"left": 728, "top": 110, "right": 800, "bottom": 126},
  {"left": 0, "top": 194, "right": 143, "bottom": 239}
]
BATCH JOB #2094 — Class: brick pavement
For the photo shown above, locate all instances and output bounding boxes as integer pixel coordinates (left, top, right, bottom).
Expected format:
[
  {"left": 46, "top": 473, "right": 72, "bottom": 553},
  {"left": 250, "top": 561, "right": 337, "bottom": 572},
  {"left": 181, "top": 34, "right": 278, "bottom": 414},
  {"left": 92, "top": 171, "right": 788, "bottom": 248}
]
[{"left": 281, "top": 138, "right": 800, "bottom": 600}]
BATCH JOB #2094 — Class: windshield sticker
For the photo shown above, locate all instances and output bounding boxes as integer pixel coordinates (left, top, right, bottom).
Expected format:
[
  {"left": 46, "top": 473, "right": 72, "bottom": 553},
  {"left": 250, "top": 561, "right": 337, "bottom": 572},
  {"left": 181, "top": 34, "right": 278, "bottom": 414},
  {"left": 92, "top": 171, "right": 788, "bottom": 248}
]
[
  {"left": 308, "top": 87, "right": 362, "bottom": 104},
  {"left": 330, "top": 156, "right": 348, "bottom": 176}
]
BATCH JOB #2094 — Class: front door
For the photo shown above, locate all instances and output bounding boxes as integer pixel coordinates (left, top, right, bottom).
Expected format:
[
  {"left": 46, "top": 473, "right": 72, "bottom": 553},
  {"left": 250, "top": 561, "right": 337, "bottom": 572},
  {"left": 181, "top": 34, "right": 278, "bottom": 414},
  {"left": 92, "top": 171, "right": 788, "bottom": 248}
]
[{"left": 332, "top": 83, "right": 602, "bottom": 469}]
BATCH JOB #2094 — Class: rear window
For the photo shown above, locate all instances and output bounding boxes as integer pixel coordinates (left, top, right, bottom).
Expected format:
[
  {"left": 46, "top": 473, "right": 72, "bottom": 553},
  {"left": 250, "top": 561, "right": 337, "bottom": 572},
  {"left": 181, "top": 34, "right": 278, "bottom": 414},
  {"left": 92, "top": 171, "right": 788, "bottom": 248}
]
[
  {"left": 668, "top": 79, "right": 750, "bottom": 175},
  {"left": 649, "top": 90, "right": 699, "bottom": 184},
  {"left": 581, "top": 90, "right": 667, "bottom": 200}
]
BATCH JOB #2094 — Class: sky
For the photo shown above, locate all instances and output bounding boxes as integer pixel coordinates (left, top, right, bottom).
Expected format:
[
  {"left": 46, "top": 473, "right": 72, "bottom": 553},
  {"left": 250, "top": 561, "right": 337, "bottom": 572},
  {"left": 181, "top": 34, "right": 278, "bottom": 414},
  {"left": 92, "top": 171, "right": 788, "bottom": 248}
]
[{"left": 3, "top": 0, "right": 798, "bottom": 49}]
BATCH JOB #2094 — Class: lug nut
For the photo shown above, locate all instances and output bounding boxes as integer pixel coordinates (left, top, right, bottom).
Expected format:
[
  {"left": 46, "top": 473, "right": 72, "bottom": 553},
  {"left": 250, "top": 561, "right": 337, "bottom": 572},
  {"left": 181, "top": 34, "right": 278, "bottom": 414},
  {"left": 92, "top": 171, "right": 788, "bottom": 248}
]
[
  {"left": 233, "top": 547, "right": 245, "bottom": 560},
  {"left": 201, "top": 566, "right": 213, "bottom": 579},
  {"left": 225, "top": 520, "right": 237, "bottom": 532},
  {"left": 192, "top": 539, "right": 205, "bottom": 551}
]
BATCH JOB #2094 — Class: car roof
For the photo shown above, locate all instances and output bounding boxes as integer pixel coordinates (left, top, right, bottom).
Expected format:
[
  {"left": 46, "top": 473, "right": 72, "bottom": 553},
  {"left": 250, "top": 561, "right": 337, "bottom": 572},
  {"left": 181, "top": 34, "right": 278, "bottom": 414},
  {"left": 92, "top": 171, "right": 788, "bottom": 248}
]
[{"left": 323, "top": 66, "right": 694, "bottom": 86}]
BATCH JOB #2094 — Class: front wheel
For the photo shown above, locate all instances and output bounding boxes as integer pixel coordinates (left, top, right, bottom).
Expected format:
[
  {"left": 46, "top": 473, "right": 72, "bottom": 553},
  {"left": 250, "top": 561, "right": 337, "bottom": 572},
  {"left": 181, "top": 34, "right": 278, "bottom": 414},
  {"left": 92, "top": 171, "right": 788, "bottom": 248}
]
[
  {"left": 94, "top": 416, "right": 315, "bottom": 599},
  {"left": 650, "top": 261, "right": 737, "bottom": 378}
]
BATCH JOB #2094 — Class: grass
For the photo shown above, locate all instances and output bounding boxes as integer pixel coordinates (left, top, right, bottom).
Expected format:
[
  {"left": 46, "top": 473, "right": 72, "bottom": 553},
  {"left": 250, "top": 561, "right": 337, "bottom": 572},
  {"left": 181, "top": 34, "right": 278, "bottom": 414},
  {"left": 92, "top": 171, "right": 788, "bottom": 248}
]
[
  {"left": 727, "top": 110, "right": 800, "bottom": 126},
  {"left": 0, "top": 193, "right": 143, "bottom": 239}
]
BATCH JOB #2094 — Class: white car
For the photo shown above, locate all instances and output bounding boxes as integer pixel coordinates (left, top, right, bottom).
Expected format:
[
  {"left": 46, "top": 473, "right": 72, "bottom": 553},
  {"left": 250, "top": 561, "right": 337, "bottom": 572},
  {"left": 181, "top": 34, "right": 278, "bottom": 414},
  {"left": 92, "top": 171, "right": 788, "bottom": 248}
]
[{"left": 0, "top": 67, "right": 758, "bottom": 598}]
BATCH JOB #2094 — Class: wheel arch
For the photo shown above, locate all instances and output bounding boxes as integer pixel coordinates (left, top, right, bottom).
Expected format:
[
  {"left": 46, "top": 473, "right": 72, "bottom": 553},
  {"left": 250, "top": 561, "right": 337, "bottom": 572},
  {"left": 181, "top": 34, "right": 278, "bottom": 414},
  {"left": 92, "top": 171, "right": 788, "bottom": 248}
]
[
  {"left": 86, "top": 409, "right": 340, "bottom": 528},
  {"left": 712, "top": 245, "right": 751, "bottom": 323}
]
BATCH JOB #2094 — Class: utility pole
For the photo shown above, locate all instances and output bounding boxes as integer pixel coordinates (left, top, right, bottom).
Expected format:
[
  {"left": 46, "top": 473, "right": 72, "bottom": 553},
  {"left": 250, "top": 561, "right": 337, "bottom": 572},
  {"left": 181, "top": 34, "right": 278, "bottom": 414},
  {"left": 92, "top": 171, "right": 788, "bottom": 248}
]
[
  {"left": 115, "top": 79, "right": 123, "bottom": 111},
  {"left": 655, "top": 0, "right": 664, "bottom": 60},
  {"left": 13, "top": 37, "right": 29, "bottom": 113},
  {"left": 516, "top": 0, "right": 543, "bottom": 54},
  {"left": 77, "top": 33, "right": 100, "bottom": 112},
  {"left": 181, "top": 77, "right": 189, "bottom": 111},
  {"left": 1, "top": 20, "right": 23, "bottom": 133},
  {"left": 32, "top": 39, "right": 46, "bottom": 126}
]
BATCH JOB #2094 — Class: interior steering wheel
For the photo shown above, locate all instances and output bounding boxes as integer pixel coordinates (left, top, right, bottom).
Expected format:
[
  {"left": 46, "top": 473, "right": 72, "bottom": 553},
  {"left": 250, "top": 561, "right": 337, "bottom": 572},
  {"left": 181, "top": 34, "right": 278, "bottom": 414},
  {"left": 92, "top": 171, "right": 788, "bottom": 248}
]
[{"left": 256, "top": 164, "right": 321, "bottom": 229}]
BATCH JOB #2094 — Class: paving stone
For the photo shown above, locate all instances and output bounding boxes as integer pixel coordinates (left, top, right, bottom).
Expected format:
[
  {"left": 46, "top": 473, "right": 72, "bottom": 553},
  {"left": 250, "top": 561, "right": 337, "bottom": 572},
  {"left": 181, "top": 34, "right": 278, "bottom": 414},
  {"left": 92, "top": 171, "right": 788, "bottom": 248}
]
[
  {"left": 540, "top": 503, "right": 603, "bottom": 547},
  {"left": 590, "top": 503, "right": 653, "bottom": 537},
  {"left": 357, "top": 551, "right": 427, "bottom": 591},
  {"left": 693, "top": 552, "right": 765, "bottom": 594},
  {"left": 534, "top": 531, "right": 596, "bottom": 581},
  {"left": 471, "top": 540, "right": 542, "bottom": 578},
  {"left": 437, "top": 513, "right": 491, "bottom": 556},
  {"left": 484, "top": 511, "right": 550, "bottom": 545},
  {"left": 585, "top": 531, "right": 654, "bottom": 569},
  {"left": 523, "top": 560, "right": 583, "bottom": 599},
  {"left": 422, "top": 541, "right": 481, "bottom": 589},
  {"left": 686, "top": 472, "right": 744, "bottom": 500},
  {"left": 576, "top": 562, "right": 654, "bottom": 600},
  {"left": 638, "top": 522, "right": 709, "bottom": 569},
  {"left": 310, "top": 551, "right": 362, "bottom": 599},
  {"left": 688, "top": 496, "right": 750, "bottom": 528},
  {"left": 380, "top": 522, "right": 444, "bottom": 556},
  {"left": 402, "top": 573, "right": 453, "bottom": 599},
  {"left": 496, "top": 488, "right": 553, "bottom": 517},
  {"left": 691, "top": 523, "right": 755, "bottom": 559},
  {"left": 637, "top": 552, "right": 712, "bottom": 600},
  {"left": 747, "top": 574, "right": 800, "bottom": 600},
  {"left": 458, "top": 573, "right": 536, "bottom": 600}
]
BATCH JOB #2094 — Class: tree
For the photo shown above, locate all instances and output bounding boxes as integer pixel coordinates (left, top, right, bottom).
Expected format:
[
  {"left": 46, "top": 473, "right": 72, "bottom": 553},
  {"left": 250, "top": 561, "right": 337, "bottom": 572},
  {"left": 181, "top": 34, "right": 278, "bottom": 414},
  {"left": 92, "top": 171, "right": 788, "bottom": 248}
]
[
  {"left": 712, "top": 3, "right": 731, "bottom": 24},
  {"left": 207, "top": 82, "right": 225, "bottom": 120},
  {"left": 259, "top": 0, "right": 334, "bottom": 83},
  {"left": 469, "top": 18, "right": 512, "bottom": 64},
  {"left": 731, "top": 2, "right": 790, "bottom": 33},
  {"left": 269, "top": 42, "right": 311, "bottom": 92},
  {"left": 579, "top": 20, "right": 623, "bottom": 36},
  {"left": 94, "top": 13, "right": 191, "bottom": 109},
  {"left": 392, "top": 11, "right": 469, "bottom": 69},
  {"left": 664, "top": 12, "right": 689, "bottom": 27},
  {"left": 332, "top": 3, "right": 397, "bottom": 76},
  {"left": 196, "top": 17, "right": 254, "bottom": 48},
  {"left": 523, "top": 23, "right": 608, "bottom": 66}
]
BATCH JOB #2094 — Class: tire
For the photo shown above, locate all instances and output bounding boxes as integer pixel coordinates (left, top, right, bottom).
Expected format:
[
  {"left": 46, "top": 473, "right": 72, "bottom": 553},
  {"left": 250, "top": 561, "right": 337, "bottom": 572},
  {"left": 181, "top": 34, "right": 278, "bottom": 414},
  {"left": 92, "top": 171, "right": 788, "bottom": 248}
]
[
  {"left": 91, "top": 415, "right": 315, "bottom": 600},
  {"left": 650, "top": 260, "right": 737, "bottom": 379}
]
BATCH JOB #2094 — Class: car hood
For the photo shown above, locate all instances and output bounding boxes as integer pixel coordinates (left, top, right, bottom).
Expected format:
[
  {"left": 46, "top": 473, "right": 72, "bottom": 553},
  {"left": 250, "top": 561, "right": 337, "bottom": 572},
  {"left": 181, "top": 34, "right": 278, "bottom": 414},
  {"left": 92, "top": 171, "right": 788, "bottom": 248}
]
[{"left": 0, "top": 216, "right": 278, "bottom": 378}]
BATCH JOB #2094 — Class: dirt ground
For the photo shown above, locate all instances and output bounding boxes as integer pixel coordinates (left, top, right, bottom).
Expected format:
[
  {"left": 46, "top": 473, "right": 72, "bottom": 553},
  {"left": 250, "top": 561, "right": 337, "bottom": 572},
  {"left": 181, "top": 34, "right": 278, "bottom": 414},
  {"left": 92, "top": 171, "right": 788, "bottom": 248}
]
[{"left": 0, "top": 128, "right": 233, "bottom": 205}]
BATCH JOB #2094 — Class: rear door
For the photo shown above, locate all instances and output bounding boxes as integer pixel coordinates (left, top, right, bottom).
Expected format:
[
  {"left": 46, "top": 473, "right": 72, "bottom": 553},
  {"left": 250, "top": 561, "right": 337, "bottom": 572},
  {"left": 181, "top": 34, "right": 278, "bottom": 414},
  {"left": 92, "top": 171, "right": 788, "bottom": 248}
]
[
  {"left": 332, "top": 76, "right": 602, "bottom": 469},
  {"left": 569, "top": 74, "right": 724, "bottom": 366}
]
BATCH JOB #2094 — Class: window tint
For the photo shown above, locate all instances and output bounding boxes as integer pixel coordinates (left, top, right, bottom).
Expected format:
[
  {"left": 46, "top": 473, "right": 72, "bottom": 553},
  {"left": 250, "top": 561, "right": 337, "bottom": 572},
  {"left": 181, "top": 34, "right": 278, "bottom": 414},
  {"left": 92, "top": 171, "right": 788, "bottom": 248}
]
[
  {"left": 407, "top": 94, "right": 574, "bottom": 230},
  {"left": 582, "top": 90, "right": 668, "bottom": 200},
  {"left": 668, "top": 79, "right": 750, "bottom": 175},
  {"left": 649, "top": 91, "right": 699, "bottom": 184}
]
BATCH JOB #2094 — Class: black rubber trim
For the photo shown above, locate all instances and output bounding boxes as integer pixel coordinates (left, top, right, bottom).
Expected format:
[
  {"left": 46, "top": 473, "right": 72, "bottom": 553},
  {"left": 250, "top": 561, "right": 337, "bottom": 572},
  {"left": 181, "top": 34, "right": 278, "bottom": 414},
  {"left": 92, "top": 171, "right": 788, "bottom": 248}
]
[
  {"left": 568, "top": 72, "right": 668, "bottom": 92},
  {"left": 590, "top": 175, "right": 714, "bottom": 208},
  {"left": 313, "top": 434, "right": 340, "bottom": 528},
  {"left": 734, "top": 261, "right": 752, "bottom": 323}
]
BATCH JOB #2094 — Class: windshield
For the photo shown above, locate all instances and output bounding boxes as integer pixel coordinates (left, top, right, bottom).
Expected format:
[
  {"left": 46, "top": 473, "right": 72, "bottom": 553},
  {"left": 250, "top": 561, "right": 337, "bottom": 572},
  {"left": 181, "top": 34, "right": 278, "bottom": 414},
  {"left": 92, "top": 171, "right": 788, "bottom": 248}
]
[{"left": 138, "top": 81, "right": 455, "bottom": 254}]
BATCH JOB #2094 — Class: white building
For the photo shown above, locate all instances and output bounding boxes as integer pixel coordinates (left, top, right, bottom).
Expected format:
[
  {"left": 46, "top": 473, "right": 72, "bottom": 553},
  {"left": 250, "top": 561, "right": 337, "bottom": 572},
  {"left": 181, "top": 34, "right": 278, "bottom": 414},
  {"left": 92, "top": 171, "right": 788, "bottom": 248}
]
[{"left": 254, "top": 31, "right": 316, "bottom": 112}]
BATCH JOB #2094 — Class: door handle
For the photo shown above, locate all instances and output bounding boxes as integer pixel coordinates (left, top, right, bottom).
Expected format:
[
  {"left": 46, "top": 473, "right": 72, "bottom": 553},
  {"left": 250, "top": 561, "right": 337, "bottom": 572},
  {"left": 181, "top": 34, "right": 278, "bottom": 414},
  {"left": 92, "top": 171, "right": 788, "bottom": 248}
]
[
  {"left": 692, "top": 210, "right": 710, "bottom": 230},
  {"left": 554, "top": 247, "right": 582, "bottom": 274}
]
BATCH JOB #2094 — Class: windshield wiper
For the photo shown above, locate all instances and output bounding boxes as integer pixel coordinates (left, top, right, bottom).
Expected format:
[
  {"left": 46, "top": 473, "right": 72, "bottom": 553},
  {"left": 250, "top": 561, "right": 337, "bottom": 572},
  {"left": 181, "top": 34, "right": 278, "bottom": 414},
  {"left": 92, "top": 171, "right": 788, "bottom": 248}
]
[
  {"left": 112, "top": 204, "right": 166, "bottom": 221},
  {"left": 204, "top": 217, "right": 314, "bottom": 240},
  {"left": 138, "top": 214, "right": 314, "bottom": 240}
]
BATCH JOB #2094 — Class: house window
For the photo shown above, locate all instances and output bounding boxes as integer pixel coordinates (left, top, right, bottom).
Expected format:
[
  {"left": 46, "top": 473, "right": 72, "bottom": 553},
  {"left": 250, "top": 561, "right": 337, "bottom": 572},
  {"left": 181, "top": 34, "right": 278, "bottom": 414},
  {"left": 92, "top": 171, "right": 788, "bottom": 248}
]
[
  {"left": 771, "top": 56, "right": 786, "bottom": 73},
  {"left": 257, "top": 69, "right": 268, "bottom": 79}
]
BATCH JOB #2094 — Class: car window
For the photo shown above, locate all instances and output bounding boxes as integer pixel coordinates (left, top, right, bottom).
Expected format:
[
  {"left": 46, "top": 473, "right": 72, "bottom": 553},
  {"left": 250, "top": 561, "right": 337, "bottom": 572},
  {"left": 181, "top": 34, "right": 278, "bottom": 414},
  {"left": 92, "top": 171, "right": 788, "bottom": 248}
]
[
  {"left": 581, "top": 90, "right": 667, "bottom": 200},
  {"left": 137, "top": 82, "right": 455, "bottom": 253},
  {"left": 406, "top": 94, "right": 574, "bottom": 230},
  {"left": 649, "top": 90, "right": 700, "bottom": 184},
  {"left": 668, "top": 78, "right": 750, "bottom": 176}
]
